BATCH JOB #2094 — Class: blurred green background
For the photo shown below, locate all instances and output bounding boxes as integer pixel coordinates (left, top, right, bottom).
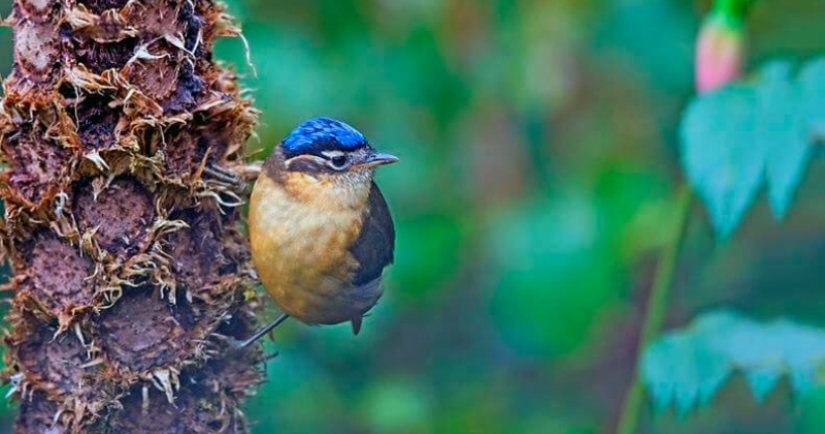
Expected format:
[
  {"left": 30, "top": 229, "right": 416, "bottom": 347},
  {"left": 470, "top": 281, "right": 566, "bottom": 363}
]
[{"left": 3, "top": 0, "right": 825, "bottom": 433}]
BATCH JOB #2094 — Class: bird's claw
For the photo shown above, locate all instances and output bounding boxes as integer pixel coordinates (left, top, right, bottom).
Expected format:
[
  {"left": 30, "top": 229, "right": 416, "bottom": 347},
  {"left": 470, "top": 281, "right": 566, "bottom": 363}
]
[{"left": 203, "top": 164, "right": 252, "bottom": 196}]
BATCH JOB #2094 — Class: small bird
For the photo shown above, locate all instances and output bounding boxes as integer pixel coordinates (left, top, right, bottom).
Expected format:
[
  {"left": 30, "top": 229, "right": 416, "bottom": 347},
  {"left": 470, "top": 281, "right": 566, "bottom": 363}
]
[{"left": 239, "top": 117, "right": 398, "bottom": 347}]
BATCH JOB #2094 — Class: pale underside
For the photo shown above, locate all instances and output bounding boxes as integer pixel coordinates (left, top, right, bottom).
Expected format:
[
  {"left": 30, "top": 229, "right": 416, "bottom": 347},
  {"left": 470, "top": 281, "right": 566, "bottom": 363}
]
[{"left": 249, "top": 172, "right": 382, "bottom": 325}]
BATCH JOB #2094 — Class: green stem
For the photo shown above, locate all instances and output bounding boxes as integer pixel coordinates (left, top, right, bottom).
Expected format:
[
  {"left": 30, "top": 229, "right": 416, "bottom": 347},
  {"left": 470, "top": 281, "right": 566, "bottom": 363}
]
[
  {"left": 615, "top": 185, "right": 693, "bottom": 434},
  {"left": 715, "top": 0, "right": 757, "bottom": 20}
]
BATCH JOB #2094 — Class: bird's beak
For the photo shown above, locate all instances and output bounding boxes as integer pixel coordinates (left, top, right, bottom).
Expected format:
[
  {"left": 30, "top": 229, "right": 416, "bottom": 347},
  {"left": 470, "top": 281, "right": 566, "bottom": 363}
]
[{"left": 362, "top": 151, "right": 400, "bottom": 168}]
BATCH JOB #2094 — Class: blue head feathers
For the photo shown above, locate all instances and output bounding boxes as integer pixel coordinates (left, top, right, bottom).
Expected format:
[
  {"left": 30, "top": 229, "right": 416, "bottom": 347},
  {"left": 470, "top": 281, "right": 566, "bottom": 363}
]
[{"left": 281, "top": 117, "right": 368, "bottom": 157}]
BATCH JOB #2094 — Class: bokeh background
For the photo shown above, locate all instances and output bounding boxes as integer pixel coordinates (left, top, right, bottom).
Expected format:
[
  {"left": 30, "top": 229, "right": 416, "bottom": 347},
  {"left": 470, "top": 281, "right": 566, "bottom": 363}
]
[{"left": 2, "top": 0, "right": 825, "bottom": 433}]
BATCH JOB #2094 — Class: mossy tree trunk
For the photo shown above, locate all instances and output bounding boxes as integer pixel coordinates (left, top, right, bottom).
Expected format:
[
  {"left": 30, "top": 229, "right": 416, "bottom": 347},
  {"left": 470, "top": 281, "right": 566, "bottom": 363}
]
[{"left": 0, "top": 0, "right": 264, "bottom": 432}]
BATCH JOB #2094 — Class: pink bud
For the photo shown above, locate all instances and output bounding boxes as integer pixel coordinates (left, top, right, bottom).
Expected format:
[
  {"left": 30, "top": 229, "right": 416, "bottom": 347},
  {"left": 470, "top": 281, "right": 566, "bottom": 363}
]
[{"left": 695, "top": 15, "right": 744, "bottom": 92}]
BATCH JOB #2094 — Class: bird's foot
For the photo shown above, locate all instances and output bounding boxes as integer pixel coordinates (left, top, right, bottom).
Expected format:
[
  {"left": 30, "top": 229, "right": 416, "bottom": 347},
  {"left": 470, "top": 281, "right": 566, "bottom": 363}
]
[
  {"left": 210, "top": 333, "right": 247, "bottom": 351},
  {"left": 232, "top": 312, "right": 290, "bottom": 349},
  {"left": 202, "top": 164, "right": 254, "bottom": 196}
]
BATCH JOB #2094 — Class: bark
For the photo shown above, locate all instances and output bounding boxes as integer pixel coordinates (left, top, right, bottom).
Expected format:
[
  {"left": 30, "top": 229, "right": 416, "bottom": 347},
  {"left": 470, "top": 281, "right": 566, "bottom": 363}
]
[{"left": 0, "top": 0, "right": 264, "bottom": 432}]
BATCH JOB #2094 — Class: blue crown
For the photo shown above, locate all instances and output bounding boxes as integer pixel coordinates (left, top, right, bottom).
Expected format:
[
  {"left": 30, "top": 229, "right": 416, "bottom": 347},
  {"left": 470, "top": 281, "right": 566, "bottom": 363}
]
[{"left": 281, "top": 117, "right": 368, "bottom": 156}]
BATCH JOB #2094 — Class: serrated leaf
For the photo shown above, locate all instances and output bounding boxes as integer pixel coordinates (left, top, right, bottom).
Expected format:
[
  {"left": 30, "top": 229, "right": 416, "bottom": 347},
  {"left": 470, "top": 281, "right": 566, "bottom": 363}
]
[
  {"left": 681, "top": 84, "right": 761, "bottom": 238},
  {"left": 800, "top": 58, "right": 825, "bottom": 140},
  {"left": 762, "top": 59, "right": 825, "bottom": 218},
  {"left": 745, "top": 368, "right": 781, "bottom": 402},
  {"left": 759, "top": 62, "right": 808, "bottom": 218},
  {"left": 642, "top": 310, "right": 825, "bottom": 413},
  {"left": 680, "top": 57, "right": 825, "bottom": 236},
  {"left": 790, "top": 58, "right": 825, "bottom": 202}
]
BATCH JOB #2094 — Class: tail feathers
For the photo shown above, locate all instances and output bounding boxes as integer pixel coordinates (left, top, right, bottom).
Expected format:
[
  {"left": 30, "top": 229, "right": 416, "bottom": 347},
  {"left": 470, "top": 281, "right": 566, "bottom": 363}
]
[{"left": 351, "top": 316, "right": 363, "bottom": 335}]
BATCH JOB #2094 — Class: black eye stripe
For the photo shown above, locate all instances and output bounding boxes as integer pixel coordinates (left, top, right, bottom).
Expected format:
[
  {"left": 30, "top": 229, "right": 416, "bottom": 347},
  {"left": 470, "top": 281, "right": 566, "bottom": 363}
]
[{"left": 286, "top": 157, "right": 328, "bottom": 173}]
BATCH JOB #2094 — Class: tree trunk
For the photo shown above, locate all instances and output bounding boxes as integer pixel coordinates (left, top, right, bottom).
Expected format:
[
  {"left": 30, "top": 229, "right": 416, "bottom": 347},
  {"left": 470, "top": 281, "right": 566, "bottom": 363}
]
[{"left": 0, "top": 0, "right": 263, "bottom": 432}]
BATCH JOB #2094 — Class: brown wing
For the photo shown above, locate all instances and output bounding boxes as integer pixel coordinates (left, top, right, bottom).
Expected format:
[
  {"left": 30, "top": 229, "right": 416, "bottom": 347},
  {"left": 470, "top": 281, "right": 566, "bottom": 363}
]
[{"left": 349, "top": 182, "right": 395, "bottom": 286}]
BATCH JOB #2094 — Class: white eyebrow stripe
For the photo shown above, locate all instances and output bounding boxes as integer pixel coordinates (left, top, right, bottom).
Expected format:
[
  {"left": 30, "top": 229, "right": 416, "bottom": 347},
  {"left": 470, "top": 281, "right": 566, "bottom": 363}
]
[
  {"left": 284, "top": 154, "right": 325, "bottom": 169},
  {"left": 321, "top": 150, "right": 346, "bottom": 158}
]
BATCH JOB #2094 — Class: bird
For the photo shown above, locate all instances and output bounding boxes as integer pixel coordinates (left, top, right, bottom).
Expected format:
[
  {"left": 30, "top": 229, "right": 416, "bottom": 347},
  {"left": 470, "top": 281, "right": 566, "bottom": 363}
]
[{"left": 237, "top": 117, "right": 398, "bottom": 348}]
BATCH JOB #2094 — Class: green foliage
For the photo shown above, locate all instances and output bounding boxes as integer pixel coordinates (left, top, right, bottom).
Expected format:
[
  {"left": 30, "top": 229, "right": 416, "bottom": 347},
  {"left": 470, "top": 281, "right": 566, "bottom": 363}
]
[
  {"left": 681, "top": 58, "right": 825, "bottom": 237},
  {"left": 489, "top": 194, "right": 623, "bottom": 357},
  {"left": 359, "top": 378, "right": 434, "bottom": 434},
  {"left": 681, "top": 83, "right": 760, "bottom": 237},
  {"left": 642, "top": 310, "right": 825, "bottom": 413}
]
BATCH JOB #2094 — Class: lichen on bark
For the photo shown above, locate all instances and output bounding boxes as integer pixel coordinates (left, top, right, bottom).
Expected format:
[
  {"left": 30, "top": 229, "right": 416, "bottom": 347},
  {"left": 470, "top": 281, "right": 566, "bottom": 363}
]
[{"left": 0, "top": 0, "right": 264, "bottom": 432}]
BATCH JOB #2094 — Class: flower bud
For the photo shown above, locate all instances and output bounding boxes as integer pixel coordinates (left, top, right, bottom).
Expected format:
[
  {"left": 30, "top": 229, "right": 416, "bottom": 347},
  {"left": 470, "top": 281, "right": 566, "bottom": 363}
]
[{"left": 695, "top": 13, "right": 745, "bottom": 92}]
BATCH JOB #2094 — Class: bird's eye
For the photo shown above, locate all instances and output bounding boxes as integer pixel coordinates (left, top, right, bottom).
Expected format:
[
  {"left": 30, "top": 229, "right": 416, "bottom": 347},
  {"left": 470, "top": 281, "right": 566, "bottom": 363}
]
[{"left": 330, "top": 155, "right": 349, "bottom": 169}]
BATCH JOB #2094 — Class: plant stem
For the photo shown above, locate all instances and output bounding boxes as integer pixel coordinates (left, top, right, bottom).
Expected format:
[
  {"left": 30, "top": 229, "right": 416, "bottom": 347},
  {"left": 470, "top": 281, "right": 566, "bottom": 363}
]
[
  {"left": 715, "top": 0, "right": 757, "bottom": 20},
  {"left": 615, "top": 185, "right": 693, "bottom": 434}
]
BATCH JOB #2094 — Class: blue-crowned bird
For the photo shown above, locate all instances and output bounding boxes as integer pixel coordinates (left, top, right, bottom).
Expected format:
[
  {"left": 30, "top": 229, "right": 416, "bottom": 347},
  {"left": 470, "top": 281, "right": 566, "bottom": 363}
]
[{"left": 238, "top": 117, "right": 398, "bottom": 347}]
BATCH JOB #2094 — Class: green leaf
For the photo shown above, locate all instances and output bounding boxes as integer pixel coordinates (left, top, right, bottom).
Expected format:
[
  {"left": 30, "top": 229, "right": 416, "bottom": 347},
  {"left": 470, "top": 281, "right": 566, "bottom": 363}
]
[
  {"left": 745, "top": 367, "right": 781, "bottom": 402},
  {"left": 680, "top": 57, "right": 825, "bottom": 237},
  {"left": 803, "top": 59, "right": 825, "bottom": 141},
  {"left": 759, "top": 62, "right": 805, "bottom": 218},
  {"left": 761, "top": 60, "right": 825, "bottom": 218},
  {"left": 642, "top": 311, "right": 825, "bottom": 414},
  {"left": 681, "top": 83, "right": 761, "bottom": 238}
]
